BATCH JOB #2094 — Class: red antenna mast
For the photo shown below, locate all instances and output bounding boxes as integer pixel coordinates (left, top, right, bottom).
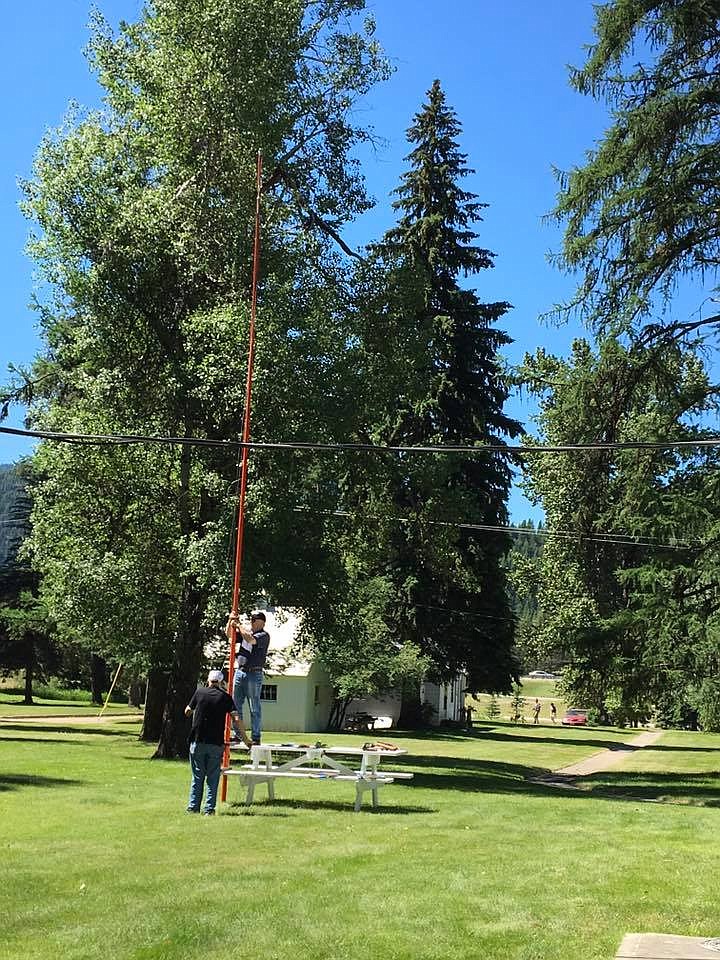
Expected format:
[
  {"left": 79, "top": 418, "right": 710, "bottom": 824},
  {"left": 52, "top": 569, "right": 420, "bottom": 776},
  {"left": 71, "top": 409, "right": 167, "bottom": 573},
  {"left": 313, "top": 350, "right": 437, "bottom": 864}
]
[{"left": 221, "top": 150, "right": 263, "bottom": 801}]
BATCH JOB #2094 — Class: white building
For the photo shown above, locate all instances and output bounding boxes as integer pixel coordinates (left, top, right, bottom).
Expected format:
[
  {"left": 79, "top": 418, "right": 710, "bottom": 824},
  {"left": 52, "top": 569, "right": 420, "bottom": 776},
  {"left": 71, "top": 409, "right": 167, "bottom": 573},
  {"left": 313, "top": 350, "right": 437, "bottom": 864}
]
[{"left": 219, "top": 606, "right": 467, "bottom": 732}]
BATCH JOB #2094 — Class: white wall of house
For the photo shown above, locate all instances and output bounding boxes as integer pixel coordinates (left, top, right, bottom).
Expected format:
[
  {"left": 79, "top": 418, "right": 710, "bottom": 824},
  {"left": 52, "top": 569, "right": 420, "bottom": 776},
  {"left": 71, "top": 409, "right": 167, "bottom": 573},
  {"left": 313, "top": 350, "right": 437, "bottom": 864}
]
[
  {"left": 221, "top": 605, "right": 467, "bottom": 732},
  {"left": 235, "top": 607, "right": 335, "bottom": 733},
  {"left": 345, "top": 689, "right": 402, "bottom": 729},
  {"left": 258, "top": 662, "right": 334, "bottom": 733},
  {"left": 421, "top": 673, "right": 467, "bottom": 725}
]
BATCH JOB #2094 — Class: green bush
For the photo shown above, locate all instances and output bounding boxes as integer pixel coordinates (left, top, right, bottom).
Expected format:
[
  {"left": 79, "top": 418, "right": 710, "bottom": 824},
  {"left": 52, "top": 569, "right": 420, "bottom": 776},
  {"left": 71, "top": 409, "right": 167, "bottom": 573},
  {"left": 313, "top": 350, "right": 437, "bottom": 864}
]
[
  {"left": 36, "top": 683, "right": 93, "bottom": 702},
  {"left": 695, "top": 680, "right": 720, "bottom": 733}
]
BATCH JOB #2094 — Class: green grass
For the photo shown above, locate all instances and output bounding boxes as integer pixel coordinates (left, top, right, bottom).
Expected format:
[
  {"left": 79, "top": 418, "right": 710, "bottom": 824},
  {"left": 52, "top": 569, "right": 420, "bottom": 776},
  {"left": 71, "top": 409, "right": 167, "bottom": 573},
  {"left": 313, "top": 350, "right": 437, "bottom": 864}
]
[
  {"left": 2, "top": 718, "right": 720, "bottom": 960},
  {"left": 0, "top": 692, "right": 138, "bottom": 718},
  {"left": 470, "top": 677, "right": 571, "bottom": 724},
  {"left": 515, "top": 677, "right": 563, "bottom": 700}
]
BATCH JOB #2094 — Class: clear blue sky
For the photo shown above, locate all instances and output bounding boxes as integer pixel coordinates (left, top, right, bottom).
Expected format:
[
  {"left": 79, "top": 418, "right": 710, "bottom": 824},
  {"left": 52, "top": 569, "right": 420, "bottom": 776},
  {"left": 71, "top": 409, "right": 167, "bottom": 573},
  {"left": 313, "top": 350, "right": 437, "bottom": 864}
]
[{"left": 0, "top": 0, "right": 609, "bottom": 518}]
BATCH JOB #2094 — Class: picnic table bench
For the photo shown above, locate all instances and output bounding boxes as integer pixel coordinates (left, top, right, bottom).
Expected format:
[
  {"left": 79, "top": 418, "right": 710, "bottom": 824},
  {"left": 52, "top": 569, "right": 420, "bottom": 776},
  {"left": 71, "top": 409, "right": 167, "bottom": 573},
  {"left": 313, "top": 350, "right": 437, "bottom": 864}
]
[
  {"left": 222, "top": 742, "right": 413, "bottom": 812},
  {"left": 343, "top": 712, "right": 379, "bottom": 732}
]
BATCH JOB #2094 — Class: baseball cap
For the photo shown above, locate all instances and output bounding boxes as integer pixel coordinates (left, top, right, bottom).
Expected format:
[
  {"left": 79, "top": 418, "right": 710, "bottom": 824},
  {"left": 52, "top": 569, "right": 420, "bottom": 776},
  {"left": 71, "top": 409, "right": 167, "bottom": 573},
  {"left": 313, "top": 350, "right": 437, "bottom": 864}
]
[{"left": 208, "top": 669, "right": 225, "bottom": 683}]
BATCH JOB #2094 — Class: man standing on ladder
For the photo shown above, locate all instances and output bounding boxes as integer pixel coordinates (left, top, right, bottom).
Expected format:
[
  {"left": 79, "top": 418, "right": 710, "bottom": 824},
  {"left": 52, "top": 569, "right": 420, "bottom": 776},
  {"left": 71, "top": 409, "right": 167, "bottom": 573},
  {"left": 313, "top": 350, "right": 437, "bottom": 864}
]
[{"left": 226, "top": 611, "right": 270, "bottom": 745}]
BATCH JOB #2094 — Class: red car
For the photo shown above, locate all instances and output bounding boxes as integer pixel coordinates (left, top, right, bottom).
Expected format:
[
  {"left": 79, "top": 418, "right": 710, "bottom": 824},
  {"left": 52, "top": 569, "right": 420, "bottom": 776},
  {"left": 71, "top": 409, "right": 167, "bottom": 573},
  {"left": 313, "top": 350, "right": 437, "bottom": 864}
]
[{"left": 562, "top": 708, "right": 589, "bottom": 726}]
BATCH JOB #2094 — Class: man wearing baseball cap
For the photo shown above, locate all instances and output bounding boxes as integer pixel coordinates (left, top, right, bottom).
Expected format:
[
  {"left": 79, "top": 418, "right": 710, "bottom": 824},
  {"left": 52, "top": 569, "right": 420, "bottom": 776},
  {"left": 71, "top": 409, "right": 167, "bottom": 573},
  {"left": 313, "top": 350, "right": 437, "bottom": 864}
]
[
  {"left": 184, "top": 669, "right": 249, "bottom": 815},
  {"left": 225, "top": 610, "right": 271, "bottom": 745}
]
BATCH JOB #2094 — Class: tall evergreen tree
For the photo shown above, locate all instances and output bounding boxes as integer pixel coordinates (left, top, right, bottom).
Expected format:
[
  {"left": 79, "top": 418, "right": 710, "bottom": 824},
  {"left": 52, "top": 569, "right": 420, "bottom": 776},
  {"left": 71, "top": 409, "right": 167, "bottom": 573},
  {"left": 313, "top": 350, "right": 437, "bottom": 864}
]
[
  {"left": 361, "top": 81, "right": 521, "bottom": 695},
  {"left": 520, "top": 336, "right": 720, "bottom": 727},
  {"left": 534, "top": 0, "right": 720, "bottom": 728},
  {"left": 0, "top": 464, "right": 57, "bottom": 704}
]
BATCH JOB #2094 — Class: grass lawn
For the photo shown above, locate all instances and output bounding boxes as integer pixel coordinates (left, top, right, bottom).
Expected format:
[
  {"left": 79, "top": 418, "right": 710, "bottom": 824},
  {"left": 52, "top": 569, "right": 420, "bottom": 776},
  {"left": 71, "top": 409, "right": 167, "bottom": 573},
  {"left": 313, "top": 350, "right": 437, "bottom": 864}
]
[
  {"left": 0, "top": 693, "right": 139, "bottom": 718},
  {"left": 470, "top": 683, "right": 568, "bottom": 724},
  {"left": 514, "top": 677, "right": 563, "bottom": 701},
  {"left": 2, "top": 718, "right": 720, "bottom": 960}
]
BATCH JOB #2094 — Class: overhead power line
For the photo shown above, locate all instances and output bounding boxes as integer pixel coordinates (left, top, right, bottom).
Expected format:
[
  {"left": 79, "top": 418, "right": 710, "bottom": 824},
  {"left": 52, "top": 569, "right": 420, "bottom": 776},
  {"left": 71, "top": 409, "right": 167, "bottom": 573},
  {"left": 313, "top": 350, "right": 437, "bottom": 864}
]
[
  {"left": 0, "top": 425, "right": 704, "bottom": 552},
  {"left": 293, "top": 507, "right": 700, "bottom": 553},
  {"left": 2, "top": 423, "right": 720, "bottom": 457}
]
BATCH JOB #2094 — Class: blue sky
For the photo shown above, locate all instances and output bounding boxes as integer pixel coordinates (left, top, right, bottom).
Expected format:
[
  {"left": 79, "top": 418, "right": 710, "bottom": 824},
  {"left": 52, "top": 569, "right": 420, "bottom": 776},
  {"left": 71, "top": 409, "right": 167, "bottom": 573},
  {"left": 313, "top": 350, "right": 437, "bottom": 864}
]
[{"left": 0, "top": 0, "right": 610, "bottom": 518}]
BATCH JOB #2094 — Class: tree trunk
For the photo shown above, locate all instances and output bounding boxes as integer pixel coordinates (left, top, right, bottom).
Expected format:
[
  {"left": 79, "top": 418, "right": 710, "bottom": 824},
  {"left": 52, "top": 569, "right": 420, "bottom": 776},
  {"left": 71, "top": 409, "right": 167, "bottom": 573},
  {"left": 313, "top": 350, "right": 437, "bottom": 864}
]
[
  {"left": 327, "top": 695, "right": 350, "bottom": 731},
  {"left": 90, "top": 653, "right": 107, "bottom": 705},
  {"left": 128, "top": 680, "right": 144, "bottom": 709},
  {"left": 399, "top": 679, "right": 423, "bottom": 728},
  {"left": 140, "top": 667, "right": 169, "bottom": 742},
  {"left": 23, "top": 637, "right": 34, "bottom": 705},
  {"left": 153, "top": 581, "right": 205, "bottom": 759}
]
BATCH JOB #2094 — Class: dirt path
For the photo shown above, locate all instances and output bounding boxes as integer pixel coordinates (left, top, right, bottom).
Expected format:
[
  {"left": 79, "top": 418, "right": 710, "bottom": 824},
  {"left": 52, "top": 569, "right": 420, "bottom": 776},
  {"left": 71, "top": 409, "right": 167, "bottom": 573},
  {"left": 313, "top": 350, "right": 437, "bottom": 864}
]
[{"left": 551, "top": 729, "right": 664, "bottom": 777}]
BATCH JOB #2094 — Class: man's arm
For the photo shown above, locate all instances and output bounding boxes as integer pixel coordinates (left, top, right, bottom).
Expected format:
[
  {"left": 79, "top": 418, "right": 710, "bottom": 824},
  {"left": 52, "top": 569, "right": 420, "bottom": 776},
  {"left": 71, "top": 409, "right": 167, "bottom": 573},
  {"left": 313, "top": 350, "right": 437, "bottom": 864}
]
[
  {"left": 230, "top": 708, "right": 251, "bottom": 746},
  {"left": 225, "top": 613, "right": 257, "bottom": 645}
]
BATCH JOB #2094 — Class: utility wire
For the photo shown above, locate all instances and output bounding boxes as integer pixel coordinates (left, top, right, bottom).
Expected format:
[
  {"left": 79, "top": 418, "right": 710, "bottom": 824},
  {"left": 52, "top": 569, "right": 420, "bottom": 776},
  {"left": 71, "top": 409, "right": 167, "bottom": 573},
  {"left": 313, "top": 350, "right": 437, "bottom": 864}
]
[
  {"left": 0, "top": 424, "right": 703, "bottom": 550},
  {"left": 2, "top": 423, "right": 720, "bottom": 456},
  {"left": 293, "top": 507, "right": 699, "bottom": 553}
]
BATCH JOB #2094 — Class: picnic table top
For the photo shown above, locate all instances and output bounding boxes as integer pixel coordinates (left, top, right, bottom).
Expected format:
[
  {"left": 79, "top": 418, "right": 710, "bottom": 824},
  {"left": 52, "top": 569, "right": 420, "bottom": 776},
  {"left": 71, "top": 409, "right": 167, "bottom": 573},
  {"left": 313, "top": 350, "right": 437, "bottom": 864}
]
[{"left": 232, "top": 741, "right": 407, "bottom": 757}]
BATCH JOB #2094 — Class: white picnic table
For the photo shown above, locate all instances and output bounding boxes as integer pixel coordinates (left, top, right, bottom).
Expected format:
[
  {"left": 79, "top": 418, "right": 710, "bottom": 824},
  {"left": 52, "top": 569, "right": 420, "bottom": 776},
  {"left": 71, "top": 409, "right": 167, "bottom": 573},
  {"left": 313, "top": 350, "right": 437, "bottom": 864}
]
[{"left": 222, "top": 742, "right": 413, "bottom": 812}]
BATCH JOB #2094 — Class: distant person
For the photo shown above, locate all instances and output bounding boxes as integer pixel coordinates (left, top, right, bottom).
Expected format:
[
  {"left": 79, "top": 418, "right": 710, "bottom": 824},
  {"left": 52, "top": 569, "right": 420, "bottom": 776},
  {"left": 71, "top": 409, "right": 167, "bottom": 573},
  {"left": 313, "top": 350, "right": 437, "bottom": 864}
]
[
  {"left": 550, "top": 702, "right": 557, "bottom": 723},
  {"left": 185, "top": 669, "right": 248, "bottom": 815},
  {"left": 226, "top": 610, "right": 271, "bottom": 745},
  {"left": 533, "top": 698, "right": 541, "bottom": 724},
  {"left": 465, "top": 704, "right": 475, "bottom": 729}
]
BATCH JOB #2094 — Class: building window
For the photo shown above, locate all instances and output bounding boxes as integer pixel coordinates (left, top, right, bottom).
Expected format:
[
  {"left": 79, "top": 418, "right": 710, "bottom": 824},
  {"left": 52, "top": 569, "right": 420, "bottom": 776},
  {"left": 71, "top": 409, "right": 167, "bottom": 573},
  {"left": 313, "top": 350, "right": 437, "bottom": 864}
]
[
  {"left": 314, "top": 684, "right": 320, "bottom": 706},
  {"left": 260, "top": 684, "right": 277, "bottom": 702},
  {"left": 450, "top": 683, "right": 454, "bottom": 703},
  {"left": 443, "top": 688, "right": 448, "bottom": 712}
]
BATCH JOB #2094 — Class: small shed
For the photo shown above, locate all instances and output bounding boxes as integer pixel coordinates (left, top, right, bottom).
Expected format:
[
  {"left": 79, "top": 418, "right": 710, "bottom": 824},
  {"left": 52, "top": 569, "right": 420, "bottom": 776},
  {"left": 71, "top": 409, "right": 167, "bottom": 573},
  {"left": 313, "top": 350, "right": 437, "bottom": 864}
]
[
  {"left": 214, "top": 605, "right": 467, "bottom": 732},
  {"left": 254, "top": 608, "right": 335, "bottom": 733}
]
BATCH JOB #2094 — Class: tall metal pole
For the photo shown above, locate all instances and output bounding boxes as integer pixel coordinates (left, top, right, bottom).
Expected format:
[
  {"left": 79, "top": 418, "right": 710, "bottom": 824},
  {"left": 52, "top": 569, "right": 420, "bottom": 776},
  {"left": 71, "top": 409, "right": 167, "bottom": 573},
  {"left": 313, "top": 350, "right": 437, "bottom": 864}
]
[{"left": 221, "top": 150, "right": 263, "bottom": 801}]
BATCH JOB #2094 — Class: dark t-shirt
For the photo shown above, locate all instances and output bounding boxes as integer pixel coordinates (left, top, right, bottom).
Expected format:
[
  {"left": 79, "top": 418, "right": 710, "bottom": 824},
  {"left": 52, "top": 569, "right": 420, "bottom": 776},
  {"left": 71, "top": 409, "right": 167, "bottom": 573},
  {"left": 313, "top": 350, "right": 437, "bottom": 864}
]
[
  {"left": 244, "top": 629, "right": 270, "bottom": 671},
  {"left": 188, "top": 686, "right": 236, "bottom": 745}
]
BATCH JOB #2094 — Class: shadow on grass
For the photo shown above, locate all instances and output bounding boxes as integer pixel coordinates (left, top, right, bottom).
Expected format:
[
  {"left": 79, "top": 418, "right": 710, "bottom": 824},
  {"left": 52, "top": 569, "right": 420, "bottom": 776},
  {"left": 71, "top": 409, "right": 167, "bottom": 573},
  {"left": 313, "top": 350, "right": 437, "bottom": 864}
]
[
  {"left": 474, "top": 723, "right": 720, "bottom": 753},
  {"left": 576, "top": 769, "right": 720, "bottom": 806},
  {"left": 382, "top": 750, "right": 720, "bottom": 808},
  {"left": 0, "top": 736, "right": 99, "bottom": 746},
  {"left": 0, "top": 723, "right": 138, "bottom": 738},
  {"left": 473, "top": 730, "right": 629, "bottom": 752},
  {"left": 0, "top": 773, "right": 85, "bottom": 792},
  {"left": 224, "top": 797, "right": 436, "bottom": 815},
  {"left": 381, "top": 725, "right": 630, "bottom": 753}
]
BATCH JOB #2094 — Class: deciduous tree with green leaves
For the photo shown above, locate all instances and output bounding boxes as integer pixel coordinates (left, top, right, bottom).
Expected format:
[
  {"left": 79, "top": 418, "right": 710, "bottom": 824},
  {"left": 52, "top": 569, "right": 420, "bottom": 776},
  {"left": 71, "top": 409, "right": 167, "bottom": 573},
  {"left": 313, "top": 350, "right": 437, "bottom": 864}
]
[{"left": 16, "top": 0, "right": 390, "bottom": 756}]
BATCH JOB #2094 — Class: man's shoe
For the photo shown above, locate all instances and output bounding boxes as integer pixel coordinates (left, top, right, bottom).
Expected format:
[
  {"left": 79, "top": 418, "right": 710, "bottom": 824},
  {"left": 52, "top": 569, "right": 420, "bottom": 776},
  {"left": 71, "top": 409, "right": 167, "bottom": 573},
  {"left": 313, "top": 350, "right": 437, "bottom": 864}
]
[
  {"left": 202, "top": 809, "right": 215, "bottom": 816},
  {"left": 186, "top": 807, "right": 200, "bottom": 814}
]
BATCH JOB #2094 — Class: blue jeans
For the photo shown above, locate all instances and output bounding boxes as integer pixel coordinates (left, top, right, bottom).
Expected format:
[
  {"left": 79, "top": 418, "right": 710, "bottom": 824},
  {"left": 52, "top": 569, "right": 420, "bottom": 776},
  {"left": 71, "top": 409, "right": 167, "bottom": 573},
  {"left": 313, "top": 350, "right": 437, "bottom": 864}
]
[
  {"left": 233, "top": 670, "right": 263, "bottom": 743},
  {"left": 188, "top": 741, "right": 224, "bottom": 813}
]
